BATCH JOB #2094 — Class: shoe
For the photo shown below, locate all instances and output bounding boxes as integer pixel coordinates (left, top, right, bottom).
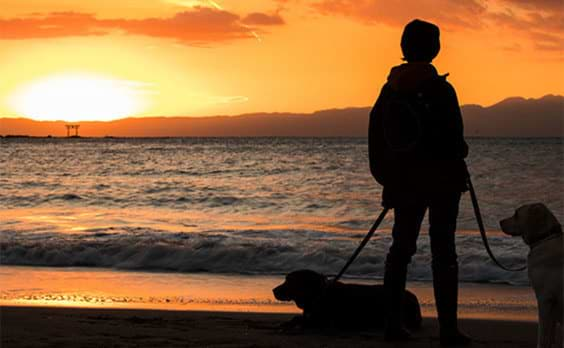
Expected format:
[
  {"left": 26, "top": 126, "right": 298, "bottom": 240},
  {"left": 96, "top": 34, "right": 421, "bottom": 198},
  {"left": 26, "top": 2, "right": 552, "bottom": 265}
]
[
  {"left": 383, "top": 261, "right": 411, "bottom": 341},
  {"left": 440, "top": 329, "right": 472, "bottom": 346},
  {"left": 433, "top": 263, "right": 472, "bottom": 347}
]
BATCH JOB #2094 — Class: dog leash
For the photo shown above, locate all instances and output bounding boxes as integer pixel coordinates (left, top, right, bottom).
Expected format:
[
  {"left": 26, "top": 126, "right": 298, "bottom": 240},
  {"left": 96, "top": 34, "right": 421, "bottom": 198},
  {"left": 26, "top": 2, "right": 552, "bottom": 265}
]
[
  {"left": 332, "top": 207, "right": 390, "bottom": 283},
  {"left": 315, "top": 210, "right": 389, "bottom": 317},
  {"left": 467, "top": 173, "right": 527, "bottom": 272},
  {"left": 332, "top": 171, "right": 525, "bottom": 283}
]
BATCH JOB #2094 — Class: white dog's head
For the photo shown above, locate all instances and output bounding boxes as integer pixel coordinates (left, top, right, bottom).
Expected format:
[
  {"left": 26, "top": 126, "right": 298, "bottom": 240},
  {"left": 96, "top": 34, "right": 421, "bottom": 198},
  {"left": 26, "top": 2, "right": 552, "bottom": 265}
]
[{"left": 500, "top": 203, "right": 562, "bottom": 246}]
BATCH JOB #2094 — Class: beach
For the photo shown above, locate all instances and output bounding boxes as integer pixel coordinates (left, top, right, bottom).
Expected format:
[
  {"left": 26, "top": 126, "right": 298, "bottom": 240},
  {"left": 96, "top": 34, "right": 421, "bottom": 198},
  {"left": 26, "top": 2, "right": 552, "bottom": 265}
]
[
  {"left": 0, "top": 266, "right": 541, "bottom": 347},
  {"left": 0, "top": 266, "right": 537, "bottom": 318},
  {"left": 1, "top": 306, "right": 538, "bottom": 348}
]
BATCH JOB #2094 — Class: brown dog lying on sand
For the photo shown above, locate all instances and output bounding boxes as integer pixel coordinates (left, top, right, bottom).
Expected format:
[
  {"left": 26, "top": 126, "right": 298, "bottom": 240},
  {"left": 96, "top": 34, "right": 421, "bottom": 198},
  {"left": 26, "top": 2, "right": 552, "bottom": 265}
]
[{"left": 273, "top": 269, "right": 422, "bottom": 330}]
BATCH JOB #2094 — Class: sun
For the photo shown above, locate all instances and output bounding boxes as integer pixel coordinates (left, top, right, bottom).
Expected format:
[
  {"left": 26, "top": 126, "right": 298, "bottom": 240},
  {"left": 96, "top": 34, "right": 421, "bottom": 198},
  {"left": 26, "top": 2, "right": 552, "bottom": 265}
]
[{"left": 8, "top": 73, "right": 151, "bottom": 122}]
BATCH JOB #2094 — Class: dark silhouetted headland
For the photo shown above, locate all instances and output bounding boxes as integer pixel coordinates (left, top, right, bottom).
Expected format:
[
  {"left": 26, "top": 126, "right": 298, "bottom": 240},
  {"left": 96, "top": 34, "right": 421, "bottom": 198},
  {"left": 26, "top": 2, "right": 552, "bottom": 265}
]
[{"left": 1, "top": 95, "right": 561, "bottom": 137}]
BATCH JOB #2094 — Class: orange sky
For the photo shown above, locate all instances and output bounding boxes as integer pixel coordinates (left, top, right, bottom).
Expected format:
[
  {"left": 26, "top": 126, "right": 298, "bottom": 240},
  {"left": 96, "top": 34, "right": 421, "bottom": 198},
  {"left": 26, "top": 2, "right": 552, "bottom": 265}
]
[{"left": 0, "top": 0, "right": 562, "bottom": 121}]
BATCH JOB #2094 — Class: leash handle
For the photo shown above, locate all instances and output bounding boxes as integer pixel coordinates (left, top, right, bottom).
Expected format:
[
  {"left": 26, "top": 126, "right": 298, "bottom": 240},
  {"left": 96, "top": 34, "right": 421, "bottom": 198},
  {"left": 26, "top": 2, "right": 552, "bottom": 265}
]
[
  {"left": 467, "top": 174, "right": 526, "bottom": 272},
  {"left": 332, "top": 207, "right": 390, "bottom": 283}
]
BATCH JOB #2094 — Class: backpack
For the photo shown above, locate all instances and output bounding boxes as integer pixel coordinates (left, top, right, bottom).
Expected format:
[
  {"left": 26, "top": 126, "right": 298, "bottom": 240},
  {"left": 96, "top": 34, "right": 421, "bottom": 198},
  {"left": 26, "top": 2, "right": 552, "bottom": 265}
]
[
  {"left": 369, "top": 84, "right": 434, "bottom": 186},
  {"left": 381, "top": 90, "right": 427, "bottom": 153}
]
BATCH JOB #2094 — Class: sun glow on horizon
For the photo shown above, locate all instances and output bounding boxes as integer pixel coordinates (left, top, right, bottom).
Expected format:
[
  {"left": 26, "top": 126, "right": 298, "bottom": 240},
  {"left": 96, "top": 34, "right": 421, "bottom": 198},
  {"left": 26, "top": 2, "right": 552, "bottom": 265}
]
[{"left": 8, "top": 73, "right": 152, "bottom": 122}]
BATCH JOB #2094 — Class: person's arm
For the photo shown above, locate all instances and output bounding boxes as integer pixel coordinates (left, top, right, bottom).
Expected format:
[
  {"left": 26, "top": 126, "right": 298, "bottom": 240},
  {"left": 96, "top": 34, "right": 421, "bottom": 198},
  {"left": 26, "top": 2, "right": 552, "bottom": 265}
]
[{"left": 368, "top": 84, "right": 389, "bottom": 182}]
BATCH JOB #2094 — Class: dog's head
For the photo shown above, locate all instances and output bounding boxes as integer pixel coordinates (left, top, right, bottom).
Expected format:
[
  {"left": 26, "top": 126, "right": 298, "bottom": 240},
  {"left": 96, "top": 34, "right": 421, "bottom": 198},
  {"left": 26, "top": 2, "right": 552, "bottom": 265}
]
[
  {"left": 500, "top": 203, "right": 562, "bottom": 246},
  {"left": 273, "top": 270, "right": 327, "bottom": 310}
]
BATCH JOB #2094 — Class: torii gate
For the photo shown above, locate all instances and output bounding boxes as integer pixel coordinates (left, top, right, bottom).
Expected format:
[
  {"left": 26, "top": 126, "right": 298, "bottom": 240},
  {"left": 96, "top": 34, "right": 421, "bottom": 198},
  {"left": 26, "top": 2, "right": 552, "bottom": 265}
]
[{"left": 65, "top": 125, "right": 80, "bottom": 137}]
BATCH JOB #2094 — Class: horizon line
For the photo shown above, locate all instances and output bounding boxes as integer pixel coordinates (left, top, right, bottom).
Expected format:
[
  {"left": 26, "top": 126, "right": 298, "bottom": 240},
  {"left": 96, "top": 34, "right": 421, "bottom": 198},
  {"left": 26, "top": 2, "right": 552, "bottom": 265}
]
[{"left": 1, "top": 93, "right": 562, "bottom": 123}]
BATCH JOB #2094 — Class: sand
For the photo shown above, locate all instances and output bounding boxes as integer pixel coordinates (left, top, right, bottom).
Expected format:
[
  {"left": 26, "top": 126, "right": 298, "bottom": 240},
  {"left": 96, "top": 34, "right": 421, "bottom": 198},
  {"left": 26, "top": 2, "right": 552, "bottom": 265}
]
[
  {"left": 0, "top": 267, "right": 538, "bottom": 319},
  {"left": 0, "top": 267, "right": 542, "bottom": 347},
  {"left": 0, "top": 306, "right": 538, "bottom": 348}
]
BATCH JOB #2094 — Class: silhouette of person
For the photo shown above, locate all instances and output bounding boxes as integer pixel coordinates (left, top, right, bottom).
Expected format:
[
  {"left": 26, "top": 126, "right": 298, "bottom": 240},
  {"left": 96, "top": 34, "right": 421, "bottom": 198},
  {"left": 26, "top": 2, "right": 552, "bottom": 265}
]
[{"left": 368, "top": 19, "right": 471, "bottom": 346}]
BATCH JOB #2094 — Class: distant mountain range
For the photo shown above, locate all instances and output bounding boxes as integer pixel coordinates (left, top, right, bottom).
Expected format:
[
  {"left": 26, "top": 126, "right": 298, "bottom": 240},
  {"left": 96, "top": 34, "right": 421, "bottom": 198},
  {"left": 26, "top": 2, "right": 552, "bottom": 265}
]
[{"left": 1, "top": 95, "right": 562, "bottom": 137}]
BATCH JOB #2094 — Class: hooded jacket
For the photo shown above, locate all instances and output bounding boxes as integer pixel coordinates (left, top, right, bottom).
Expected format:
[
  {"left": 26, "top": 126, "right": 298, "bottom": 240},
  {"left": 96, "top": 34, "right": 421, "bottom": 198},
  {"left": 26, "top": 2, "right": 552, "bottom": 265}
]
[{"left": 368, "top": 63, "right": 468, "bottom": 205}]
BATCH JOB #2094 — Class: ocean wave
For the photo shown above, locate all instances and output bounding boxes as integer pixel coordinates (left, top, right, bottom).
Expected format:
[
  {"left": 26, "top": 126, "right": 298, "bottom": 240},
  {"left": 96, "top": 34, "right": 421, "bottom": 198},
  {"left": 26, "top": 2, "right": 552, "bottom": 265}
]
[
  {"left": 0, "top": 228, "right": 530, "bottom": 286},
  {"left": 56, "top": 193, "right": 83, "bottom": 201}
]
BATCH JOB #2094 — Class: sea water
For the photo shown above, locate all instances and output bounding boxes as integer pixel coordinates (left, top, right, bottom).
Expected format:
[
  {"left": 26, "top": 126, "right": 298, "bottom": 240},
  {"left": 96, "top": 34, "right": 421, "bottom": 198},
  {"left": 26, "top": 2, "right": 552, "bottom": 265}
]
[{"left": 1, "top": 137, "right": 562, "bottom": 287}]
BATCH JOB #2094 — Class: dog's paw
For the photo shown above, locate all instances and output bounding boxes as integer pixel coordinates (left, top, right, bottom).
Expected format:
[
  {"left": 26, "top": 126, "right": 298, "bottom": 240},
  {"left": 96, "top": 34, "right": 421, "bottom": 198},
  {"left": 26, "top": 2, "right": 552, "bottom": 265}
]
[{"left": 279, "top": 315, "right": 305, "bottom": 332}]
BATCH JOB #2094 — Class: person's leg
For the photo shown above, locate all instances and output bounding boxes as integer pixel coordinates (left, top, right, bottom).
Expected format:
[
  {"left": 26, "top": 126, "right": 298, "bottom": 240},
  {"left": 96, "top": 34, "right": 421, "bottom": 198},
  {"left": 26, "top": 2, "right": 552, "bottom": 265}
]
[
  {"left": 428, "top": 191, "right": 471, "bottom": 346},
  {"left": 384, "top": 195, "right": 426, "bottom": 340}
]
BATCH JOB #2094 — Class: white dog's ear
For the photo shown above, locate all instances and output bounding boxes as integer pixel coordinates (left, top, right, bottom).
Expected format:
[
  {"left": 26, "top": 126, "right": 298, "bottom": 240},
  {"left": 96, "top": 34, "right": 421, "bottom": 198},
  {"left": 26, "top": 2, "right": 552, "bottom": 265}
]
[{"left": 522, "top": 203, "right": 561, "bottom": 244}]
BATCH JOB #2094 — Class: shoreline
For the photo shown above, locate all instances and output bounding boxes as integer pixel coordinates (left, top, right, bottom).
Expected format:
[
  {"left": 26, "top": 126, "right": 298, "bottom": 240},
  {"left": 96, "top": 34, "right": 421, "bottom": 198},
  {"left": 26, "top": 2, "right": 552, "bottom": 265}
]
[{"left": 0, "top": 266, "right": 537, "bottom": 321}]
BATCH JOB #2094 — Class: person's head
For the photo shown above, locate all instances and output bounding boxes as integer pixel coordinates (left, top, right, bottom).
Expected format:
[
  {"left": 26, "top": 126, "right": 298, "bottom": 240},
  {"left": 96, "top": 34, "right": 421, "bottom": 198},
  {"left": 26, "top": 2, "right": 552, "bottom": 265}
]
[{"left": 401, "top": 19, "right": 440, "bottom": 63}]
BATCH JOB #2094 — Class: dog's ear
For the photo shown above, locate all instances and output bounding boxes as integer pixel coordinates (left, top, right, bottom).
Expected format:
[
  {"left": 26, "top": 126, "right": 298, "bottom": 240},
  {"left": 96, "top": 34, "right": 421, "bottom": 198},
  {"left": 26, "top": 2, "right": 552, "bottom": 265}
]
[
  {"left": 283, "top": 270, "right": 328, "bottom": 311},
  {"left": 536, "top": 204, "right": 563, "bottom": 239},
  {"left": 521, "top": 203, "right": 561, "bottom": 245}
]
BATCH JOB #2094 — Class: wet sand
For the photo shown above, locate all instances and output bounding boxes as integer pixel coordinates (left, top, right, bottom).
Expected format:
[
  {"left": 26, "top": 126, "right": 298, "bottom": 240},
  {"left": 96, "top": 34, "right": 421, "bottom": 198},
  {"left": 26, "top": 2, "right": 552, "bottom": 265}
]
[
  {"left": 0, "top": 306, "right": 537, "bottom": 348},
  {"left": 0, "top": 266, "right": 538, "bottom": 320}
]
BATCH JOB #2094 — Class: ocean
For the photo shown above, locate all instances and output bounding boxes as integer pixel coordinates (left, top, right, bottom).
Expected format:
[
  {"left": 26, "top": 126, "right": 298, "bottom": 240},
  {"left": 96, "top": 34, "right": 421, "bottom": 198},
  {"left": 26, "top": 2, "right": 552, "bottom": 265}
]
[{"left": 1, "top": 137, "right": 562, "bottom": 288}]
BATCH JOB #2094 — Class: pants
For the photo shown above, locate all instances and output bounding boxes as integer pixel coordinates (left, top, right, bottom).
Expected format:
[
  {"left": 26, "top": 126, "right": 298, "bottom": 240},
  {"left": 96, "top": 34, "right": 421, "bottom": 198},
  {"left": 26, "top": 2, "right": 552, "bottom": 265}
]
[
  {"left": 386, "top": 191, "right": 461, "bottom": 267},
  {"left": 383, "top": 190, "right": 463, "bottom": 331}
]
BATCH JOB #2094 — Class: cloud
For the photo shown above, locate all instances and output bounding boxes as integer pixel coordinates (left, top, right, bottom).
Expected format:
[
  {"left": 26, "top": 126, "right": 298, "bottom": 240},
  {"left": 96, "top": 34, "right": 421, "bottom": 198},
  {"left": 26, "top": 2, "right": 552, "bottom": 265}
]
[
  {"left": 501, "top": 0, "right": 564, "bottom": 11},
  {"left": 486, "top": 4, "right": 564, "bottom": 52},
  {"left": 528, "top": 31, "right": 563, "bottom": 51},
  {"left": 242, "top": 12, "right": 285, "bottom": 26},
  {"left": 310, "top": 0, "right": 563, "bottom": 52},
  {"left": 0, "top": 7, "right": 285, "bottom": 44},
  {"left": 108, "top": 8, "right": 252, "bottom": 43},
  {"left": 311, "top": 0, "right": 487, "bottom": 30},
  {"left": 0, "top": 12, "right": 105, "bottom": 39}
]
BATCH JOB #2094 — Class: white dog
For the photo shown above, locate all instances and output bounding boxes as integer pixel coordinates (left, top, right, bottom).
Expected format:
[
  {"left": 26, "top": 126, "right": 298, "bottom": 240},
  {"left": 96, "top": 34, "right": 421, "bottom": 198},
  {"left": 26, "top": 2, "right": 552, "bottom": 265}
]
[{"left": 500, "top": 203, "right": 563, "bottom": 348}]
